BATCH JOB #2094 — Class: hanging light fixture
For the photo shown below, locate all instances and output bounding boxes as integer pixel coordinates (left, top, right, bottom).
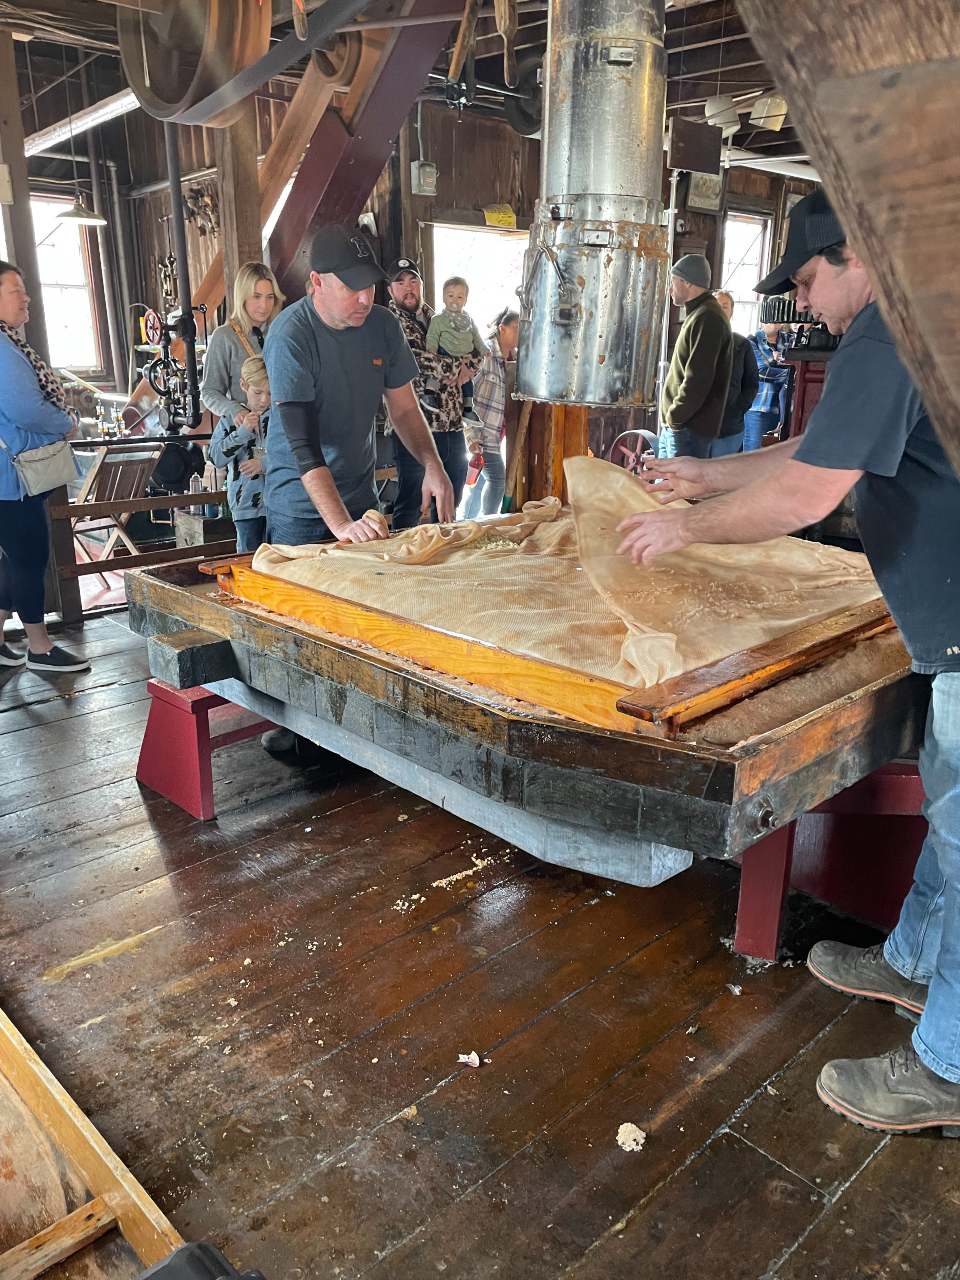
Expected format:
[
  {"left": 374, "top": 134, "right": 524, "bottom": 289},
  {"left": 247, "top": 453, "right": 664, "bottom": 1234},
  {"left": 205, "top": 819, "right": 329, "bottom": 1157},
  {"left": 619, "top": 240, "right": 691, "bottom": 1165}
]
[
  {"left": 704, "top": 94, "right": 740, "bottom": 131},
  {"left": 56, "top": 47, "right": 107, "bottom": 229},
  {"left": 749, "top": 91, "right": 789, "bottom": 131},
  {"left": 58, "top": 196, "right": 108, "bottom": 225}
]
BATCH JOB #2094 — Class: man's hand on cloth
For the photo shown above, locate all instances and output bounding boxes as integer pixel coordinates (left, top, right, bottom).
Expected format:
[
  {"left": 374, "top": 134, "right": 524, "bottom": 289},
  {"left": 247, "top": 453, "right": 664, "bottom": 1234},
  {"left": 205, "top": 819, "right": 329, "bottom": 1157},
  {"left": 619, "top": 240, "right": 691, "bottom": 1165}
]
[
  {"left": 617, "top": 506, "right": 694, "bottom": 566},
  {"left": 421, "top": 461, "right": 455, "bottom": 523},
  {"left": 636, "top": 455, "right": 712, "bottom": 503}
]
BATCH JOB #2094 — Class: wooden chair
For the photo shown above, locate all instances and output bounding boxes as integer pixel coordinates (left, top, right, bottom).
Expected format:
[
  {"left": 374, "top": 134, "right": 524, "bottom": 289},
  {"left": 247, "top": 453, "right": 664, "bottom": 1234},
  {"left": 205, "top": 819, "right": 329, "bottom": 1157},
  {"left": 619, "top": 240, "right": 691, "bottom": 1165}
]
[{"left": 71, "top": 443, "right": 165, "bottom": 584}]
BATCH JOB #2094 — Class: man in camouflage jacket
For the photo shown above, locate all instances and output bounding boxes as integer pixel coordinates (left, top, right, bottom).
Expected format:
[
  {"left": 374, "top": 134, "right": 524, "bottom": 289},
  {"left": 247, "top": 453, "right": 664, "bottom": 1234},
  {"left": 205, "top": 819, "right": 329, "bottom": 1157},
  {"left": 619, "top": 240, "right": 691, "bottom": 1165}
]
[{"left": 386, "top": 256, "right": 481, "bottom": 527}]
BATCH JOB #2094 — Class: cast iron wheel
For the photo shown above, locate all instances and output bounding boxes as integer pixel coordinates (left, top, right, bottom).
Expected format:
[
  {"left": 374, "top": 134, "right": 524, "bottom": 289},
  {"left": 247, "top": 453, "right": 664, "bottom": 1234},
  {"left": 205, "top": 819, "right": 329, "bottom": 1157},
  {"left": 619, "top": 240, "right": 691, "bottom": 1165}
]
[
  {"left": 503, "top": 53, "right": 542, "bottom": 137},
  {"left": 118, "top": 0, "right": 271, "bottom": 127}
]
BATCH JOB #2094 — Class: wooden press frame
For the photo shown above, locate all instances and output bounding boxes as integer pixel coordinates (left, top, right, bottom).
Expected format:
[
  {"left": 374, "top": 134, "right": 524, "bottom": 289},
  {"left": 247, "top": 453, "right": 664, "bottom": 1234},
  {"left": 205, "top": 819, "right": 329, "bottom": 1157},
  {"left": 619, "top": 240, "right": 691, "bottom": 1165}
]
[
  {"left": 204, "top": 555, "right": 895, "bottom": 740},
  {"left": 0, "top": 1007, "right": 182, "bottom": 1279}
]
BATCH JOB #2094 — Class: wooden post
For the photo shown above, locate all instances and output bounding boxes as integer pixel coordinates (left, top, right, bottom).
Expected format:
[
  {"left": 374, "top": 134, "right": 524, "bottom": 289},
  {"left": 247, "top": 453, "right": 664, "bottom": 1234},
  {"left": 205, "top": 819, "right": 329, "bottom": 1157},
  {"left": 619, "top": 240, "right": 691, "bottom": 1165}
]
[
  {"left": 736, "top": 2, "right": 960, "bottom": 474},
  {"left": 215, "top": 98, "right": 262, "bottom": 308},
  {"left": 0, "top": 33, "right": 49, "bottom": 361}
]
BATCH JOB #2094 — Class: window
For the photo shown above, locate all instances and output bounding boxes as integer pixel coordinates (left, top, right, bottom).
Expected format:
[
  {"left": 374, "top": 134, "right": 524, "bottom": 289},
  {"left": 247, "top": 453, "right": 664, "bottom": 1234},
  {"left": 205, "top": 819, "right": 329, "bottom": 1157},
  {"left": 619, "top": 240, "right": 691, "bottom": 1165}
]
[
  {"left": 30, "top": 197, "right": 101, "bottom": 371},
  {"left": 719, "top": 212, "right": 772, "bottom": 337},
  {"left": 430, "top": 223, "right": 527, "bottom": 336}
]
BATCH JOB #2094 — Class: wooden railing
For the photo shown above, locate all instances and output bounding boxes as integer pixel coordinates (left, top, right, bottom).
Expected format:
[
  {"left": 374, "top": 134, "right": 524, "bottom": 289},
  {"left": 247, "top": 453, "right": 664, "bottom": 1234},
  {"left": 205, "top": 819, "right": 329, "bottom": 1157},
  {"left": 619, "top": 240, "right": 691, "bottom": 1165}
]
[{"left": 48, "top": 438, "right": 234, "bottom": 623}]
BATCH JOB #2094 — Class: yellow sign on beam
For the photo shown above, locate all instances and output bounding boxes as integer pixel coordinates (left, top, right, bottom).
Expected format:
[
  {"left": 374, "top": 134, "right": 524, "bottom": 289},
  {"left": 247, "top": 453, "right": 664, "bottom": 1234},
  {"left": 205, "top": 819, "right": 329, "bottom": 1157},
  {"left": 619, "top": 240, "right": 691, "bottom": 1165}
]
[{"left": 482, "top": 203, "right": 517, "bottom": 229}]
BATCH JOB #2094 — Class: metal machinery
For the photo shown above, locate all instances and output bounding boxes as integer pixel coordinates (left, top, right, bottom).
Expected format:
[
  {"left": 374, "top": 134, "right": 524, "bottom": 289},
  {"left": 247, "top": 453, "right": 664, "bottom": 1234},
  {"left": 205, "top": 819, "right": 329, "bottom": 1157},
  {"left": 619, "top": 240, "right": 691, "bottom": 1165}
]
[{"left": 516, "top": 0, "right": 669, "bottom": 408}]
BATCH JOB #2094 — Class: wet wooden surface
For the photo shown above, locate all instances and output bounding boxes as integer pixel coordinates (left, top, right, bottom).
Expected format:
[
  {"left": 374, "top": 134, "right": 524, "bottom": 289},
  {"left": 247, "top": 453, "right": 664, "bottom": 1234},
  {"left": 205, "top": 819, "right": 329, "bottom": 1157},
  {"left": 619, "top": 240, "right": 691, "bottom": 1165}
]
[{"left": 2, "top": 616, "right": 956, "bottom": 1279}]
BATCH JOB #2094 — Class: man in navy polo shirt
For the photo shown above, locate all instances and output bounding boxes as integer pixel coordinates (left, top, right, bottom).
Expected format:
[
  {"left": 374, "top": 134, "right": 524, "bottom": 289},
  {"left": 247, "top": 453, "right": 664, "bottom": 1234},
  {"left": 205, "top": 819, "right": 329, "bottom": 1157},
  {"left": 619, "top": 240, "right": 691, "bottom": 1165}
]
[{"left": 617, "top": 190, "right": 960, "bottom": 1137}]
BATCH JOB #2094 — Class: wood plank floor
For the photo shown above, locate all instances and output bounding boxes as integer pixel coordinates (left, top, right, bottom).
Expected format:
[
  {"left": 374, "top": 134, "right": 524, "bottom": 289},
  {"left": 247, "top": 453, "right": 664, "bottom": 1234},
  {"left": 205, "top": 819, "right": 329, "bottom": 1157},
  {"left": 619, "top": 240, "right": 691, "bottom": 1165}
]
[{"left": 2, "top": 616, "right": 957, "bottom": 1280}]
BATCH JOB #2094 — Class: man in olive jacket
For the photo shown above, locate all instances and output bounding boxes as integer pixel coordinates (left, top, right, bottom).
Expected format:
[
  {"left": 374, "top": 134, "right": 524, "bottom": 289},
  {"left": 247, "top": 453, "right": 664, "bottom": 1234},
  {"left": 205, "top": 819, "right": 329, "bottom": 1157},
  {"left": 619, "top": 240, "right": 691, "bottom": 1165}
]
[{"left": 659, "top": 254, "right": 733, "bottom": 458}]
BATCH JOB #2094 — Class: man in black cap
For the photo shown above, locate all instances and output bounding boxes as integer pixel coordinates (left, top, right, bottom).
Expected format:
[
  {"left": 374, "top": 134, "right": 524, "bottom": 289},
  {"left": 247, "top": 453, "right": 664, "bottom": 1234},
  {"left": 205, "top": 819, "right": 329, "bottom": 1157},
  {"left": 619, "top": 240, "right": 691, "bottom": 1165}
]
[
  {"left": 618, "top": 189, "right": 960, "bottom": 1137},
  {"left": 262, "top": 227, "right": 454, "bottom": 548},
  {"left": 385, "top": 255, "right": 481, "bottom": 528}
]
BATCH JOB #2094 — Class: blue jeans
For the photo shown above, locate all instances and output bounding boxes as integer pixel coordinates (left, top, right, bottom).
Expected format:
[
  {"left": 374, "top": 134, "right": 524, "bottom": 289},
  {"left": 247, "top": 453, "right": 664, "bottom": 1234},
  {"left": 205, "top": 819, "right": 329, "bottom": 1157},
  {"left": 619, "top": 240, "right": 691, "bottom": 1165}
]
[
  {"left": 266, "top": 511, "right": 332, "bottom": 546},
  {"left": 884, "top": 672, "right": 960, "bottom": 1082},
  {"left": 392, "top": 430, "right": 468, "bottom": 529},
  {"left": 708, "top": 431, "right": 744, "bottom": 458},
  {"left": 743, "top": 409, "right": 779, "bottom": 452},
  {"left": 234, "top": 515, "right": 266, "bottom": 553},
  {"left": 657, "top": 427, "right": 713, "bottom": 459},
  {"left": 462, "top": 446, "right": 506, "bottom": 519}
]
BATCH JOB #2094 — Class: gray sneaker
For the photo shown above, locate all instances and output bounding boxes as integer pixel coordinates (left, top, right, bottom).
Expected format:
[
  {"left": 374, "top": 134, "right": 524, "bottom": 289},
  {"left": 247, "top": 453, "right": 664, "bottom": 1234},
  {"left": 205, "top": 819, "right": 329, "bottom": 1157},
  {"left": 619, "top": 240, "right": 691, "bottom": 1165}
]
[
  {"left": 817, "top": 1045, "right": 960, "bottom": 1136},
  {"left": 807, "top": 941, "right": 927, "bottom": 1017}
]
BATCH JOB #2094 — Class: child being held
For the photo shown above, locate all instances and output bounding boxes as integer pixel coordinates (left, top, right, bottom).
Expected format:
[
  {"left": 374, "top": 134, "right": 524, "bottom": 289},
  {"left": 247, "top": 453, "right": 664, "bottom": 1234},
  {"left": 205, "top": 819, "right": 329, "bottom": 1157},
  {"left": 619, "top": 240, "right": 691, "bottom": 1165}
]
[
  {"left": 208, "top": 355, "right": 270, "bottom": 553},
  {"left": 422, "top": 276, "right": 488, "bottom": 425}
]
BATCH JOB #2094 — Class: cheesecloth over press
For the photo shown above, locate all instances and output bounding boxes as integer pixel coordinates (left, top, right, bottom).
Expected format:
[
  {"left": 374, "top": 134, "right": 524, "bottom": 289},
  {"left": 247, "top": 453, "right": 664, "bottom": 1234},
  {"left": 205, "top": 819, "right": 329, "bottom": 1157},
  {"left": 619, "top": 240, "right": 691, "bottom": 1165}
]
[{"left": 251, "top": 457, "right": 881, "bottom": 689}]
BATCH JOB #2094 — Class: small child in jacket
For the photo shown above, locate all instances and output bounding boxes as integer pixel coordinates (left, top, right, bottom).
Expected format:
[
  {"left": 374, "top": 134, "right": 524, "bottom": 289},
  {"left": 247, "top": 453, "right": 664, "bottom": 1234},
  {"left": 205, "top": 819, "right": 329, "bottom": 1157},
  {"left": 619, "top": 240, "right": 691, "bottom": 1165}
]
[
  {"left": 422, "top": 276, "right": 487, "bottom": 425},
  {"left": 208, "top": 355, "right": 270, "bottom": 553}
]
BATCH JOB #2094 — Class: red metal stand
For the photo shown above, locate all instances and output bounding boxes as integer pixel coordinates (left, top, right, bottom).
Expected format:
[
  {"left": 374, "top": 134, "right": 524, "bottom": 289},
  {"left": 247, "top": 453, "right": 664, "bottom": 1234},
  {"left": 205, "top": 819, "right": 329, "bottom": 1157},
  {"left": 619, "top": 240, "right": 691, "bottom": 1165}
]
[
  {"left": 734, "top": 762, "right": 926, "bottom": 959},
  {"left": 735, "top": 824, "right": 797, "bottom": 960},
  {"left": 136, "top": 679, "right": 274, "bottom": 820}
]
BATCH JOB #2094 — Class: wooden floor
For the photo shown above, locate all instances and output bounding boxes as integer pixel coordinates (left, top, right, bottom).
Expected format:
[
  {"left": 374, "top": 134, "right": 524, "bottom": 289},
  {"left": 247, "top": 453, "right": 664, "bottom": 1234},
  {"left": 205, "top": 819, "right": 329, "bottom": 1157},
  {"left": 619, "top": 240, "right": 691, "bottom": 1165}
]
[{"left": 2, "top": 615, "right": 958, "bottom": 1280}]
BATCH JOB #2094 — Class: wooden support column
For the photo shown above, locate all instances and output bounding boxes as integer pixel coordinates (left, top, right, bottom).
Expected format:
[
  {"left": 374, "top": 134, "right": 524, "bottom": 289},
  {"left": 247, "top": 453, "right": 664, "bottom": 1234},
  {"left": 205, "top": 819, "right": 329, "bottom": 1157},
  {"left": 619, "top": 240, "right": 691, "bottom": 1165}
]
[
  {"left": 267, "top": 0, "right": 457, "bottom": 296},
  {"left": 736, "top": 1, "right": 960, "bottom": 473},
  {"left": 517, "top": 403, "right": 590, "bottom": 505},
  {"left": 215, "top": 98, "right": 262, "bottom": 308},
  {"left": 0, "top": 33, "right": 49, "bottom": 362}
]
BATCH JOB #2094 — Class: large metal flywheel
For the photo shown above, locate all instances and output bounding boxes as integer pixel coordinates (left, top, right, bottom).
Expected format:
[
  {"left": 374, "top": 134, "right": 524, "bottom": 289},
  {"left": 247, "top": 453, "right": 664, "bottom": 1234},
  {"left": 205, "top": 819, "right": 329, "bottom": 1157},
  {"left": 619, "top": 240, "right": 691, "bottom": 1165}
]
[{"left": 118, "top": 0, "right": 272, "bottom": 127}]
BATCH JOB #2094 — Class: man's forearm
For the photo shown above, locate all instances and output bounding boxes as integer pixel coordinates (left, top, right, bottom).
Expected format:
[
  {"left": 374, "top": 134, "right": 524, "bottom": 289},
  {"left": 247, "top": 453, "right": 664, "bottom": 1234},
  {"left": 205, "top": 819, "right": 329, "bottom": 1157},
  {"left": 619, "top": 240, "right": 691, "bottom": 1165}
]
[
  {"left": 300, "top": 465, "right": 352, "bottom": 535},
  {"left": 697, "top": 437, "right": 801, "bottom": 495},
  {"left": 391, "top": 405, "right": 444, "bottom": 471},
  {"left": 685, "top": 452, "right": 845, "bottom": 544}
]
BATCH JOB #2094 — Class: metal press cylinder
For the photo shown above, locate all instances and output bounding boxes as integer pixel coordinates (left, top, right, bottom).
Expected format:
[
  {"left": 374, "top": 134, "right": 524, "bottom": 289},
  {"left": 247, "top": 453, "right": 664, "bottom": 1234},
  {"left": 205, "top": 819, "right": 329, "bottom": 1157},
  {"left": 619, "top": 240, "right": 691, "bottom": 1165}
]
[{"left": 516, "top": 0, "right": 669, "bottom": 407}]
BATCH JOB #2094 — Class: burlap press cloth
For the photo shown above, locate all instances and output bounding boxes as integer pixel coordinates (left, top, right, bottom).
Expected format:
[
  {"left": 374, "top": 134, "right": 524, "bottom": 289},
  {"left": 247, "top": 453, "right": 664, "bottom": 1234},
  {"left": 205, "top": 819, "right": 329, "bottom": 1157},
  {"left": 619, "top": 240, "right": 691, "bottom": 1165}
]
[{"left": 251, "top": 456, "right": 881, "bottom": 689}]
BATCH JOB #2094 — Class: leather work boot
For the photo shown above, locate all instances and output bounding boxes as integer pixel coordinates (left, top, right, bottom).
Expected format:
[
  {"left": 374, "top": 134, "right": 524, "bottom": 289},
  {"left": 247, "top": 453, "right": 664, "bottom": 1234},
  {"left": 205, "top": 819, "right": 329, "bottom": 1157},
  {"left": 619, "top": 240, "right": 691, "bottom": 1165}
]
[
  {"left": 817, "top": 1045, "right": 960, "bottom": 1136},
  {"left": 807, "top": 941, "right": 927, "bottom": 1020}
]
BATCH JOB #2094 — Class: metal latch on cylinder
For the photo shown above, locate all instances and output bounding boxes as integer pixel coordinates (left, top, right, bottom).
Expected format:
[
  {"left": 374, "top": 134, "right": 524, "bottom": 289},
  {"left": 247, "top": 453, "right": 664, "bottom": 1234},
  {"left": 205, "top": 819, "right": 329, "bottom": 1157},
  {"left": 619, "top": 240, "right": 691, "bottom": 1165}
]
[
  {"left": 553, "top": 304, "right": 580, "bottom": 325},
  {"left": 579, "top": 228, "right": 615, "bottom": 247},
  {"left": 604, "top": 45, "right": 635, "bottom": 65}
]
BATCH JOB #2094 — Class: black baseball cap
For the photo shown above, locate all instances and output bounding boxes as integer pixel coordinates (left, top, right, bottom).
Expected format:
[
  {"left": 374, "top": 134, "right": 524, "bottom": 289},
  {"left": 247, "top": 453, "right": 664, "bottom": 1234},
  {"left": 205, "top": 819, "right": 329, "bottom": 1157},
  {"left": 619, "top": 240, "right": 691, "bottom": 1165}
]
[
  {"left": 755, "top": 190, "right": 847, "bottom": 295},
  {"left": 387, "top": 256, "right": 422, "bottom": 282},
  {"left": 309, "top": 225, "right": 386, "bottom": 289}
]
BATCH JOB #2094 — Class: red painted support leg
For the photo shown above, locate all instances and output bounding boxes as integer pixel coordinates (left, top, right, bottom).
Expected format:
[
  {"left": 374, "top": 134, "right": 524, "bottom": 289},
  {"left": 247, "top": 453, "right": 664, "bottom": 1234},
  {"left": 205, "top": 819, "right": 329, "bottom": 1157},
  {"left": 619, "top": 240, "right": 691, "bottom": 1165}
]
[
  {"left": 735, "top": 822, "right": 798, "bottom": 960},
  {"left": 136, "top": 679, "right": 223, "bottom": 820}
]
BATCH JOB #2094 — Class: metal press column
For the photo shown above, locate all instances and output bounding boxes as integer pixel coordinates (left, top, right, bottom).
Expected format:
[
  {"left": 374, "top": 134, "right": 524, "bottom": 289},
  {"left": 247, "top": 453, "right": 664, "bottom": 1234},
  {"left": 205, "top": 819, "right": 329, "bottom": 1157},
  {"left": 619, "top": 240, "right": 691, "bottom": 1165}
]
[{"left": 516, "top": 0, "right": 668, "bottom": 408}]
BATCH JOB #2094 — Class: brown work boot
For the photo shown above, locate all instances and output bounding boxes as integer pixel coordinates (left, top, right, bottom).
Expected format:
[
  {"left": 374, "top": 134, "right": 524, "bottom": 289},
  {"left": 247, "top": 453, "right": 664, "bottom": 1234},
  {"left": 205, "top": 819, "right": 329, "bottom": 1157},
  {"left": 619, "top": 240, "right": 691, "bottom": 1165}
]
[
  {"left": 807, "top": 941, "right": 927, "bottom": 1018},
  {"left": 817, "top": 1045, "right": 960, "bottom": 1136}
]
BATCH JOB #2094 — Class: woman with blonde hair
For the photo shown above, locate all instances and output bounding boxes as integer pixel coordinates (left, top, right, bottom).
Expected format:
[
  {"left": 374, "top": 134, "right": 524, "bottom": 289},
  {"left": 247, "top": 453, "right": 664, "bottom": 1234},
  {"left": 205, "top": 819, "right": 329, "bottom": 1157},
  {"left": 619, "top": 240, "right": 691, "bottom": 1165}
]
[{"left": 201, "top": 262, "right": 284, "bottom": 429}]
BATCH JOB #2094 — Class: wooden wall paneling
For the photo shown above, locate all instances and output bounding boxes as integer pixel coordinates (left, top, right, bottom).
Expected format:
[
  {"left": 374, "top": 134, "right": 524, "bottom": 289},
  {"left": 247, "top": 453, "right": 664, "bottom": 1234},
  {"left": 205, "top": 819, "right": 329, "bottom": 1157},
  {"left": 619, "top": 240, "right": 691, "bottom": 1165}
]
[{"left": 736, "top": 0, "right": 960, "bottom": 473}]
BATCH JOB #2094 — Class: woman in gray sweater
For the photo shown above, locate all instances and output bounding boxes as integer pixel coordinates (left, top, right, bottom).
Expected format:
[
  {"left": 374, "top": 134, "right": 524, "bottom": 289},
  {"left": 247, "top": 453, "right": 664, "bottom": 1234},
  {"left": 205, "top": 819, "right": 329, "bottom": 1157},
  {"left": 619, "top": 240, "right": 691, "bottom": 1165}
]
[{"left": 201, "top": 261, "right": 284, "bottom": 429}]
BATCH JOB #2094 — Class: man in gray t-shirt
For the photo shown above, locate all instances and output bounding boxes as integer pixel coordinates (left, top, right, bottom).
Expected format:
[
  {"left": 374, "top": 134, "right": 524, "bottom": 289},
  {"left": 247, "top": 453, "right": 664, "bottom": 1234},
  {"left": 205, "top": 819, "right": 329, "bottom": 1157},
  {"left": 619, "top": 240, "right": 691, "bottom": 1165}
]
[
  {"left": 263, "top": 225, "right": 454, "bottom": 547},
  {"left": 618, "top": 190, "right": 960, "bottom": 1139}
]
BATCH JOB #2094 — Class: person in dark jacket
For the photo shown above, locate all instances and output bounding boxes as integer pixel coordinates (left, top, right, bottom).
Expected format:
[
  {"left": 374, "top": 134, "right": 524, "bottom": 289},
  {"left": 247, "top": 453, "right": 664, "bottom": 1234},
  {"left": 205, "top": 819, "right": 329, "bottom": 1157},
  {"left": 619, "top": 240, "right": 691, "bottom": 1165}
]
[
  {"left": 710, "top": 291, "right": 760, "bottom": 457},
  {"left": 658, "top": 254, "right": 733, "bottom": 459}
]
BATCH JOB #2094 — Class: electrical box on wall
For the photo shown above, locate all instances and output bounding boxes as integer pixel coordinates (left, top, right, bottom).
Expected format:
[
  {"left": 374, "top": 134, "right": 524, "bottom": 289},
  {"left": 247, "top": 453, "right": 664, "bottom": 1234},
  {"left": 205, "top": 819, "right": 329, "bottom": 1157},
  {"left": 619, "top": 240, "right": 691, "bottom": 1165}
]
[{"left": 410, "top": 160, "right": 439, "bottom": 197}]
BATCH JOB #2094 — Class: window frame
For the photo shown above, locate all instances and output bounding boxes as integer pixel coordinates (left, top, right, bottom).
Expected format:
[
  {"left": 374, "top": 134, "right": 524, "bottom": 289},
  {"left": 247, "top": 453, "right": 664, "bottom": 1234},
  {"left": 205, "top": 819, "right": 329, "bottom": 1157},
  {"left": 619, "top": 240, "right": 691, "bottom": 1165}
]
[
  {"left": 30, "top": 193, "right": 108, "bottom": 380},
  {"left": 718, "top": 206, "right": 775, "bottom": 337}
]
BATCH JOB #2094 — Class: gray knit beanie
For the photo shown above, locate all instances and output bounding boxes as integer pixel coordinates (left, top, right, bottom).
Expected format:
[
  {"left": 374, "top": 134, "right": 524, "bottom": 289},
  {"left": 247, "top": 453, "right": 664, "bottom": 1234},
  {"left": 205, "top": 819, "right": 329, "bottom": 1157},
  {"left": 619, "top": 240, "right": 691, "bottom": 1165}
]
[{"left": 671, "top": 254, "right": 711, "bottom": 289}]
